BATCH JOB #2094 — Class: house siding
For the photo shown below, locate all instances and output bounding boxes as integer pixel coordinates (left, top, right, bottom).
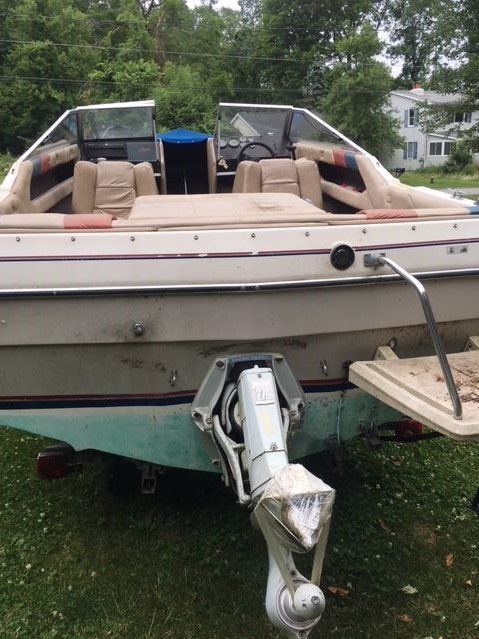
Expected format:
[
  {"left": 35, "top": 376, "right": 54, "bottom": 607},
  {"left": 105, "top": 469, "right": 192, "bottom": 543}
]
[{"left": 386, "top": 90, "right": 479, "bottom": 170}]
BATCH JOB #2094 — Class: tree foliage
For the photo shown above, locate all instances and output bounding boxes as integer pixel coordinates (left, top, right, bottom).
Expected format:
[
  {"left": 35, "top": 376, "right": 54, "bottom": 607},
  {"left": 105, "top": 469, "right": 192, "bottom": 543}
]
[
  {"left": 321, "top": 27, "right": 403, "bottom": 160},
  {"left": 0, "top": 0, "right": 476, "bottom": 158}
]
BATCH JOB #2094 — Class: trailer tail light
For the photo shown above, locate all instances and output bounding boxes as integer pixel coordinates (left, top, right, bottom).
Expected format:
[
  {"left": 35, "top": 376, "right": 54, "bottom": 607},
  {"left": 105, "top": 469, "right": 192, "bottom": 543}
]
[
  {"left": 393, "top": 419, "right": 423, "bottom": 441},
  {"left": 36, "top": 445, "right": 79, "bottom": 480}
]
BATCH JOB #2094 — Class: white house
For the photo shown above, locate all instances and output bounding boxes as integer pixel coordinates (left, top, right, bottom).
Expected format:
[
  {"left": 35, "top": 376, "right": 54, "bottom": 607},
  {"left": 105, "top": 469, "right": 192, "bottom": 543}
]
[{"left": 388, "top": 86, "right": 479, "bottom": 170}]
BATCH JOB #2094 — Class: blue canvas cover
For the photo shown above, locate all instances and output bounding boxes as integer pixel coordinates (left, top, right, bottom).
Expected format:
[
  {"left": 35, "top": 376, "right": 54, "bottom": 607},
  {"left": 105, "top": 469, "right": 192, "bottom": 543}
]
[{"left": 156, "top": 128, "right": 209, "bottom": 144}]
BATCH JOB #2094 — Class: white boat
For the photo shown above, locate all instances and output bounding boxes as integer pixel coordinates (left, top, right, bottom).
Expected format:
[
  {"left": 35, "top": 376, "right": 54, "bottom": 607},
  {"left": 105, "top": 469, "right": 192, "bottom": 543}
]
[{"left": 0, "top": 100, "right": 478, "bottom": 637}]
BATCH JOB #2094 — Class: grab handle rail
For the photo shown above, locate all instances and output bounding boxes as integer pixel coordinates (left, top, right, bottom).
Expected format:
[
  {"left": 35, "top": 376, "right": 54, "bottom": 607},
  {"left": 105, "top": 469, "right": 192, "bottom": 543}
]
[{"left": 364, "top": 253, "right": 462, "bottom": 420}]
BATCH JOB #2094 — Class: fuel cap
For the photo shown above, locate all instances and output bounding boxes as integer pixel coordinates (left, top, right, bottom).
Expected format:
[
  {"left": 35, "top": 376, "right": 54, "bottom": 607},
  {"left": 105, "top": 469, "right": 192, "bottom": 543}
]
[{"left": 330, "top": 244, "right": 355, "bottom": 270}]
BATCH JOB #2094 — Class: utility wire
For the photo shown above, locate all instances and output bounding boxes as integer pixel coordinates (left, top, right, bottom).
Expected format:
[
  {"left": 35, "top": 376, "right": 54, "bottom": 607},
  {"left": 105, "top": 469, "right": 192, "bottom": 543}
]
[
  {"left": 0, "top": 73, "right": 306, "bottom": 92},
  {"left": 0, "top": 37, "right": 304, "bottom": 63},
  {"left": 0, "top": 10, "right": 349, "bottom": 33},
  {"left": 0, "top": 73, "right": 398, "bottom": 95}
]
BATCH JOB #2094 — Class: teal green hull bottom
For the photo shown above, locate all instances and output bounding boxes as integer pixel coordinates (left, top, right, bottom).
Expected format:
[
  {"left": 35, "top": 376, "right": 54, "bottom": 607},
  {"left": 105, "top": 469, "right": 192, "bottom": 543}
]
[{"left": 0, "top": 391, "right": 400, "bottom": 473}]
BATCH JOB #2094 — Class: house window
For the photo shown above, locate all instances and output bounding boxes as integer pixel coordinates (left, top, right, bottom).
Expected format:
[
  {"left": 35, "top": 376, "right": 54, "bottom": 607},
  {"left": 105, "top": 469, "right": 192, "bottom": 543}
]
[
  {"left": 405, "top": 141, "right": 418, "bottom": 159},
  {"left": 429, "top": 141, "right": 453, "bottom": 156},
  {"left": 405, "top": 108, "right": 418, "bottom": 127},
  {"left": 452, "top": 112, "right": 472, "bottom": 124}
]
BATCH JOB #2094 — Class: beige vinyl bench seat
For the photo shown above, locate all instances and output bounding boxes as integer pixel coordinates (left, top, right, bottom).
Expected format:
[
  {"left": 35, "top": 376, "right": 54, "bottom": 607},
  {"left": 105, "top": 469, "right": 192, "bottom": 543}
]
[{"left": 128, "top": 192, "right": 328, "bottom": 226}]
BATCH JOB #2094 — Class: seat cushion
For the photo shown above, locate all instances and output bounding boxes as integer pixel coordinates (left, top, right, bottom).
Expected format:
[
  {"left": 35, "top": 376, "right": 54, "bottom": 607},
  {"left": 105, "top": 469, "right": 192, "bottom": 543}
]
[
  {"left": 94, "top": 161, "right": 136, "bottom": 218},
  {"left": 233, "top": 158, "right": 323, "bottom": 207},
  {"left": 232, "top": 161, "right": 261, "bottom": 193},
  {"left": 72, "top": 161, "right": 97, "bottom": 214},
  {"left": 295, "top": 158, "right": 322, "bottom": 207},
  {"left": 134, "top": 162, "right": 158, "bottom": 197},
  {"left": 72, "top": 161, "right": 157, "bottom": 216},
  {"left": 259, "top": 159, "right": 301, "bottom": 197}
]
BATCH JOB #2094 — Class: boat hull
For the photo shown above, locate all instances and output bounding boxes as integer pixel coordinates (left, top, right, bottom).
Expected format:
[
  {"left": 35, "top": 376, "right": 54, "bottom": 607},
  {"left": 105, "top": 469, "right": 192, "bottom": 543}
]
[{"left": 0, "top": 276, "right": 478, "bottom": 470}]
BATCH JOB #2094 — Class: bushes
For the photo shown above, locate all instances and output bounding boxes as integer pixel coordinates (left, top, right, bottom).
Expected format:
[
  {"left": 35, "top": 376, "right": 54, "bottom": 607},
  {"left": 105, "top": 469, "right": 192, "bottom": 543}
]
[{"left": 443, "top": 143, "right": 474, "bottom": 173}]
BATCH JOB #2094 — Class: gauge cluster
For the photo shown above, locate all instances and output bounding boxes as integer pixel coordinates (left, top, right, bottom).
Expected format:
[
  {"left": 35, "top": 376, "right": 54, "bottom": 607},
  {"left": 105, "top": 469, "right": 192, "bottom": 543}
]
[{"left": 218, "top": 136, "right": 257, "bottom": 150}]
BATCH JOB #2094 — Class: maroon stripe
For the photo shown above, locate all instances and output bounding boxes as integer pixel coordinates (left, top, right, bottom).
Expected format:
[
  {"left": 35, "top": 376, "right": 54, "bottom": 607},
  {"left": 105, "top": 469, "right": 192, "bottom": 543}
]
[
  {"left": 0, "top": 237, "right": 477, "bottom": 263},
  {"left": 0, "top": 378, "right": 347, "bottom": 403}
]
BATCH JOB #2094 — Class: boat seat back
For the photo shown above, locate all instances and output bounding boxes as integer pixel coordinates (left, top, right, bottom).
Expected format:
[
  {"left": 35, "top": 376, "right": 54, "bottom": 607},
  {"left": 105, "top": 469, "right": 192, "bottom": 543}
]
[
  {"left": 206, "top": 138, "right": 217, "bottom": 194},
  {"left": 72, "top": 161, "right": 158, "bottom": 218},
  {"left": 0, "top": 144, "right": 81, "bottom": 215},
  {"left": 233, "top": 158, "right": 322, "bottom": 207}
]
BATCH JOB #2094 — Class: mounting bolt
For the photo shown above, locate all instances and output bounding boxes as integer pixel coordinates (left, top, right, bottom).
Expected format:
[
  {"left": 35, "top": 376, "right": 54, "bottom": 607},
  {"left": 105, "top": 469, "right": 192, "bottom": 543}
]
[
  {"left": 216, "top": 360, "right": 225, "bottom": 368},
  {"left": 133, "top": 322, "right": 144, "bottom": 336}
]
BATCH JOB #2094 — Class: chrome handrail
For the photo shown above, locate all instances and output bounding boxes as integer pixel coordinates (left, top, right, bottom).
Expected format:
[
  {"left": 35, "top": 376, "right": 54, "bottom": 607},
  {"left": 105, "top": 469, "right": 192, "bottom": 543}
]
[{"left": 364, "top": 253, "right": 463, "bottom": 420}]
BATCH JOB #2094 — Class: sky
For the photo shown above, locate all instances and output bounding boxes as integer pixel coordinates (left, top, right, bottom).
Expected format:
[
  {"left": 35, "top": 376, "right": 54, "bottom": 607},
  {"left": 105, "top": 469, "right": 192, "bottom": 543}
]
[{"left": 187, "top": 0, "right": 240, "bottom": 8}]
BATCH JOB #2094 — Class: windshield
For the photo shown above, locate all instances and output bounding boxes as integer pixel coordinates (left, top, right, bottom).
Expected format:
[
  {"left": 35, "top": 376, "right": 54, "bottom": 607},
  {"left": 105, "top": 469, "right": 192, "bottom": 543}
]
[
  {"left": 215, "top": 104, "right": 358, "bottom": 153},
  {"left": 289, "top": 110, "right": 349, "bottom": 147},
  {"left": 216, "top": 105, "right": 291, "bottom": 140},
  {"left": 79, "top": 107, "right": 154, "bottom": 141}
]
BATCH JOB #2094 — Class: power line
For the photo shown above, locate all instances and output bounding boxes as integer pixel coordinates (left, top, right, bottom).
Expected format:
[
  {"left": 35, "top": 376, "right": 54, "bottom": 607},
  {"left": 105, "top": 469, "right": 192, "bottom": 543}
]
[
  {"left": 0, "top": 10, "right": 349, "bottom": 34},
  {"left": 0, "top": 73, "right": 305, "bottom": 92},
  {"left": 0, "top": 37, "right": 304, "bottom": 63},
  {"left": 0, "top": 72, "right": 397, "bottom": 95}
]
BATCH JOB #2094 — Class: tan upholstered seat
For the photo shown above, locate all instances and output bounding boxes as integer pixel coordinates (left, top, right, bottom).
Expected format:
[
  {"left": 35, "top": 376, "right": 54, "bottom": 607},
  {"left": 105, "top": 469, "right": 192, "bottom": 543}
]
[
  {"left": 232, "top": 158, "right": 322, "bottom": 207},
  {"left": 72, "top": 161, "right": 158, "bottom": 218}
]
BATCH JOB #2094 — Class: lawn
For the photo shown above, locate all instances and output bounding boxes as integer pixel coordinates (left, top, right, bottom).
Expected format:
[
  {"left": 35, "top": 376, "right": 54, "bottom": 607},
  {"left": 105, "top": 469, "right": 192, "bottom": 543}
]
[
  {"left": 399, "top": 170, "right": 479, "bottom": 191},
  {"left": 0, "top": 427, "right": 477, "bottom": 639}
]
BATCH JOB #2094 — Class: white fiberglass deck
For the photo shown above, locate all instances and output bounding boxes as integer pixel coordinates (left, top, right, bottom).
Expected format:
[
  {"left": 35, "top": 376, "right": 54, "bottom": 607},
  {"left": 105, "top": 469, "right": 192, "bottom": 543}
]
[{"left": 350, "top": 349, "right": 479, "bottom": 441}]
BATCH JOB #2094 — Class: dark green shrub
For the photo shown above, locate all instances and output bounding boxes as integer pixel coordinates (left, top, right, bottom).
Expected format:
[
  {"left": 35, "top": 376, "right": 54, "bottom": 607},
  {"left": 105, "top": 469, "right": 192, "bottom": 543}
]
[{"left": 443, "top": 144, "right": 474, "bottom": 173}]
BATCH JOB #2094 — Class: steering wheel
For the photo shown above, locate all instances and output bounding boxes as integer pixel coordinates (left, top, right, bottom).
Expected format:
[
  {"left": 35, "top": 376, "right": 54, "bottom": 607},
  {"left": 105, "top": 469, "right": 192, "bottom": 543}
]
[{"left": 238, "top": 141, "right": 276, "bottom": 162}]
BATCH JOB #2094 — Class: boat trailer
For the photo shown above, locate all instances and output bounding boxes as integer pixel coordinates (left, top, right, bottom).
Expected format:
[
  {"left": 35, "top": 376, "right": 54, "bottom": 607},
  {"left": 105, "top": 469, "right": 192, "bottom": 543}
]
[
  {"left": 190, "top": 255, "right": 479, "bottom": 637},
  {"left": 192, "top": 354, "right": 335, "bottom": 638},
  {"left": 33, "top": 255, "right": 479, "bottom": 636}
]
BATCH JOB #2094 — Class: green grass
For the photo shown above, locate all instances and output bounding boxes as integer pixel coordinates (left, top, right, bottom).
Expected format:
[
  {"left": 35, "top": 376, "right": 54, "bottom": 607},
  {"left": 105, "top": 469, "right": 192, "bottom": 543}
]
[
  {"left": 0, "top": 427, "right": 477, "bottom": 639},
  {"left": 400, "top": 170, "right": 479, "bottom": 190}
]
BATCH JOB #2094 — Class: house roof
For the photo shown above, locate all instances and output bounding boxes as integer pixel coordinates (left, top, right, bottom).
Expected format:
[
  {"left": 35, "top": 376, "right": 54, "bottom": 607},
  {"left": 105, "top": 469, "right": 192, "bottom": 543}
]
[
  {"left": 429, "top": 131, "right": 457, "bottom": 140},
  {"left": 391, "top": 89, "right": 465, "bottom": 105}
]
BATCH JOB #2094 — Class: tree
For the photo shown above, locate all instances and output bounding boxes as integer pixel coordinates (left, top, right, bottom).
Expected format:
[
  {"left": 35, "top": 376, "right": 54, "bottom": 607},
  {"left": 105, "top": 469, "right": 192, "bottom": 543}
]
[
  {"left": 146, "top": 0, "right": 194, "bottom": 67},
  {"left": 152, "top": 63, "right": 216, "bottom": 132},
  {"left": 85, "top": 59, "right": 159, "bottom": 103},
  {"left": 387, "top": 0, "right": 462, "bottom": 87},
  {"left": 321, "top": 27, "right": 403, "bottom": 160},
  {"left": 0, "top": 0, "right": 98, "bottom": 152}
]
